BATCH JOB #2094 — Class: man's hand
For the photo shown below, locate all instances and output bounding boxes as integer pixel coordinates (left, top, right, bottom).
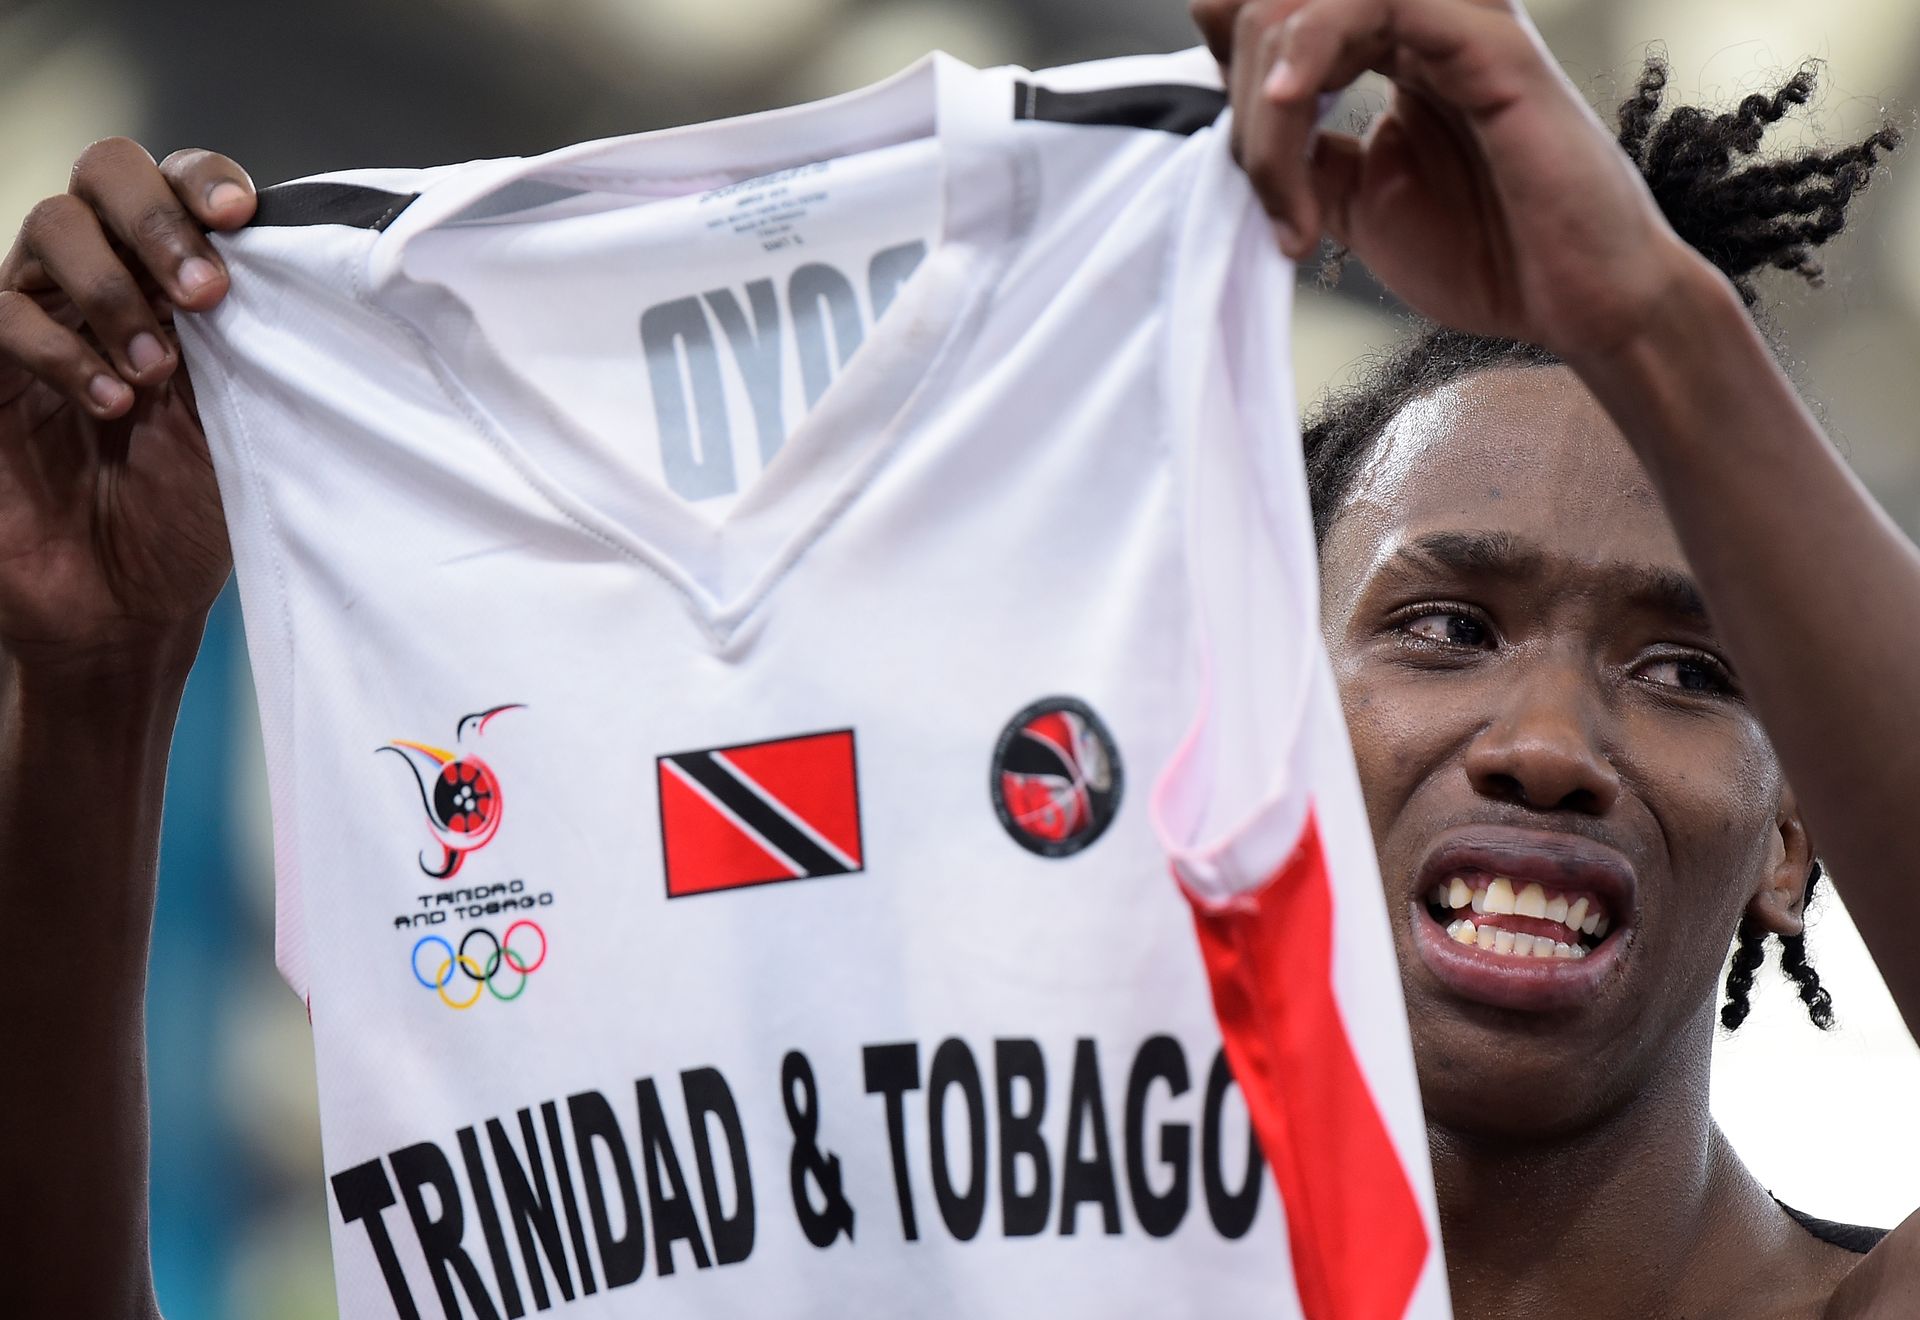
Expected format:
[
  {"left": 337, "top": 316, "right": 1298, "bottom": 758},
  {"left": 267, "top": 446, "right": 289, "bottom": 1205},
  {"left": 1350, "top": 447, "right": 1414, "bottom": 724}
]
[
  {"left": 0, "top": 140, "right": 253, "bottom": 677},
  {"left": 1192, "top": 0, "right": 1711, "bottom": 362}
]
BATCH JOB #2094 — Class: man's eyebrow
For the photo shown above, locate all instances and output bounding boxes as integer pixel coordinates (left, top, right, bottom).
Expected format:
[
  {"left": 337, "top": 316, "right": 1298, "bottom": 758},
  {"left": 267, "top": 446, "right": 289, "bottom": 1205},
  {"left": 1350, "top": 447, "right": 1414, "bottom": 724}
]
[
  {"left": 1618, "top": 565, "right": 1710, "bottom": 625},
  {"left": 1379, "top": 531, "right": 1712, "bottom": 625},
  {"left": 1384, "top": 530, "right": 1545, "bottom": 579}
]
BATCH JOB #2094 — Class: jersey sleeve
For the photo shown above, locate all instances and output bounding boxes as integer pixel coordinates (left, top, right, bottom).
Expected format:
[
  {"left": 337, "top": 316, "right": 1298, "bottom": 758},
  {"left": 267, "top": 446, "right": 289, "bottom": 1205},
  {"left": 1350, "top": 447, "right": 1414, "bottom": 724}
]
[
  {"left": 1149, "top": 132, "right": 1451, "bottom": 1320},
  {"left": 176, "top": 216, "right": 399, "bottom": 1007},
  {"left": 178, "top": 268, "right": 307, "bottom": 1005}
]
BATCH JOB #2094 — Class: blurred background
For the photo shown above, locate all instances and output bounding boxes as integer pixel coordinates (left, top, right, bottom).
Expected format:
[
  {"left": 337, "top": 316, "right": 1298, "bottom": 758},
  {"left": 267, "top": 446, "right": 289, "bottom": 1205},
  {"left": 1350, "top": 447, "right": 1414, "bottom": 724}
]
[{"left": 2, "top": 0, "right": 1918, "bottom": 1313}]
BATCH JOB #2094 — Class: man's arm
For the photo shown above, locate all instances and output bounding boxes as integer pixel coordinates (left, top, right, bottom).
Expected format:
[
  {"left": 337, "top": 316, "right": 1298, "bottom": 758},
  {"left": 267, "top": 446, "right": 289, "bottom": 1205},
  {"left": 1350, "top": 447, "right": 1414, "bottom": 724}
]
[
  {"left": 0, "top": 141, "right": 254, "bottom": 1317},
  {"left": 0, "top": 649, "right": 196, "bottom": 1318},
  {"left": 1571, "top": 257, "right": 1920, "bottom": 1027}
]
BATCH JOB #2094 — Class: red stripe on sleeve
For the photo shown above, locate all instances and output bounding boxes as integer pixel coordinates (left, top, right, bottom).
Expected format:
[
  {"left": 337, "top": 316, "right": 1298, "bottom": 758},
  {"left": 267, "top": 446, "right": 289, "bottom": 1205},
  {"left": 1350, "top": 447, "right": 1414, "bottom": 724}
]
[{"left": 1188, "top": 810, "right": 1429, "bottom": 1319}]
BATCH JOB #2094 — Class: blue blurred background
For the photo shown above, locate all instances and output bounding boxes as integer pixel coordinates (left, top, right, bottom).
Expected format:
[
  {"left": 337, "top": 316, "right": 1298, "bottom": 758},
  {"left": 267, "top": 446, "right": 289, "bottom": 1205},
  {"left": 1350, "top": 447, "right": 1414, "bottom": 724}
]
[{"left": 3, "top": 0, "right": 1918, "bottom": 1313}]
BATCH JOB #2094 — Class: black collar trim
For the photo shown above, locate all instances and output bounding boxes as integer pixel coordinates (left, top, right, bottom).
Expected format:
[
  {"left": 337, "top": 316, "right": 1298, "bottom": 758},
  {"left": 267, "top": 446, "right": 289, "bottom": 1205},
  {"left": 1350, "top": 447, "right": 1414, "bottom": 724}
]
[{"left": 250, "top": 181, "right": 419, "bottom": 231}]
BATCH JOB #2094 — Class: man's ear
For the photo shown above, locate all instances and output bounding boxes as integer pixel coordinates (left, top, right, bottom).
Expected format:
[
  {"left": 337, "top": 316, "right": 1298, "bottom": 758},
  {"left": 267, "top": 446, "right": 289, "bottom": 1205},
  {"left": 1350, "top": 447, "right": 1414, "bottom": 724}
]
[{"left": 1747, "top": 782, "right": 1814, "bottom": 938}]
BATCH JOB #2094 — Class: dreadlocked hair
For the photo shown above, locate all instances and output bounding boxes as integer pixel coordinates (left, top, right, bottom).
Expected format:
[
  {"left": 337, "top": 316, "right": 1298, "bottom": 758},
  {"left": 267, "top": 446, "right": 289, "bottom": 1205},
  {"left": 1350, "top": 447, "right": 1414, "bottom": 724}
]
[
  {"left": 1720, "top": 862, "right": 1836, "bottom": 1032},
  {"left": 1302, "top": 54, "right": 1902, "bottom": 544},
  {"left": 1302, "top": 57, "right": 1899, "bottom": 1028}
]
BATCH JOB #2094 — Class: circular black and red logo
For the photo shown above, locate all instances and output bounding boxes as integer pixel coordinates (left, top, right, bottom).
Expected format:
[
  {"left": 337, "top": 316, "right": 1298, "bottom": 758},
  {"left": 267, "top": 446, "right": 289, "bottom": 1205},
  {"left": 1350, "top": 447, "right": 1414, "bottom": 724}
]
[{"left": 991, "top": 696, "right": 1123, "bottom": 857}]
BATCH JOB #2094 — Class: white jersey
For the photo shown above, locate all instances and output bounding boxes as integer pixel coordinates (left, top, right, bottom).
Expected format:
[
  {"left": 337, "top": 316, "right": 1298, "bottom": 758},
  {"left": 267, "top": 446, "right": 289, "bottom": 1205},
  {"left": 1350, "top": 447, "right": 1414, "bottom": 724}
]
[{"left": 180, "top": 47, "right": 1447, "bottom": 1320}]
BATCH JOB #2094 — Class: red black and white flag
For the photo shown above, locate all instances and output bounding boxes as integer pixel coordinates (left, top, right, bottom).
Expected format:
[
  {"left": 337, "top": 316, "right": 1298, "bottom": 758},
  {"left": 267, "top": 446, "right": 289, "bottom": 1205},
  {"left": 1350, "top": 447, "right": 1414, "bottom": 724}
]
[{"left": 656, "top": 729, "right": 865, "bottom": 898}]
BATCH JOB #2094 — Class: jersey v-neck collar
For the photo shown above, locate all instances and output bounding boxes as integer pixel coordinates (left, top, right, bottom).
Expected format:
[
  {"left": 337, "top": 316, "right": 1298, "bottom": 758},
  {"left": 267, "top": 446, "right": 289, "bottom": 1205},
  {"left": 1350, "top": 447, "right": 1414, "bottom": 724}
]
[{"left": 362, "top": 53, "right": 1033, "bottom": 639}]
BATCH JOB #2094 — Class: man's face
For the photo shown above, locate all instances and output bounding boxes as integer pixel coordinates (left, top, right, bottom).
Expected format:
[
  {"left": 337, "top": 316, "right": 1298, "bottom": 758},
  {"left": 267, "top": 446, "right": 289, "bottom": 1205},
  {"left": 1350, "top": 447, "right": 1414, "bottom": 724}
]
[{"left": 1318, "top": 365, "right": 1804, "bottom": 1139}]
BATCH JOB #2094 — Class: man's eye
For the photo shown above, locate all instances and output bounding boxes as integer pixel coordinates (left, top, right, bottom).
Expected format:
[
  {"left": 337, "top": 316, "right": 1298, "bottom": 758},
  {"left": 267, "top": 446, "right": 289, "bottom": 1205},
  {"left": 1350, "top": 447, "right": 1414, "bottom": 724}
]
[
  {"left": 1639, "top": 655, "right": 1736, "bottom": 696},
  {"left": 1402, "top": 610, "right": 1492, "bottom": 648}
]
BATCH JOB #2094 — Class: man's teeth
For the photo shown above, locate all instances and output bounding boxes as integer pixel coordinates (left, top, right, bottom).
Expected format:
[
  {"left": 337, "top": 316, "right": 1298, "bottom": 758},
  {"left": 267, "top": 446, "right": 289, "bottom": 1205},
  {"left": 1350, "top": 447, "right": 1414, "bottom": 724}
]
[
  {"left": 1428, "top": 875, "right": 1613, "bottom": 943},
  {"left": 1445, "top": 918, "right": 1587, "bottom": 958}
]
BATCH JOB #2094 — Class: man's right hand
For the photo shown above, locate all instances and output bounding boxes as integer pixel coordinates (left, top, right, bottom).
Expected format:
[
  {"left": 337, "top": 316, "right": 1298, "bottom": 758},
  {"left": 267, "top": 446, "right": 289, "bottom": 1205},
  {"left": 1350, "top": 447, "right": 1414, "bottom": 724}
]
[
  {"left": 0, "top": 141, "right": 254, "bottom": 676},
  {"left": 1189, "top": 0, "right": 1710, "bottom": 365}
]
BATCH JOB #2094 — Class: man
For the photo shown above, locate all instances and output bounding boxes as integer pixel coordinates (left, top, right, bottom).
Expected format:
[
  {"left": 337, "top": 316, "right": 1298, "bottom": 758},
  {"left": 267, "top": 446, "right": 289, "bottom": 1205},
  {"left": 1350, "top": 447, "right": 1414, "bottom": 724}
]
[{"left": 3, "top": 1, "right": 1917, "bottom": 1315}]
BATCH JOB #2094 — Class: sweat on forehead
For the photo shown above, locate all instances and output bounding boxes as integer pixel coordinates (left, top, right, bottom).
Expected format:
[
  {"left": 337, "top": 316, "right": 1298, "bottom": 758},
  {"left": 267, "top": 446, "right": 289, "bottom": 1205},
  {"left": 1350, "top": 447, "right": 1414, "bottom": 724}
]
[{"left": 1326, "top": 365, "right": 1676, "bottom": 567}]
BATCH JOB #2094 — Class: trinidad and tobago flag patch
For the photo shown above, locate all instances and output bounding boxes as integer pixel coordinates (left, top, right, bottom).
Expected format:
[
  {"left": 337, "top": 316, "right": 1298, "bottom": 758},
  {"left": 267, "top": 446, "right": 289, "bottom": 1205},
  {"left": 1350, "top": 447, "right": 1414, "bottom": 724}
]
[{"left": 656, "top": 729, "right": 865, "bottom": 898}]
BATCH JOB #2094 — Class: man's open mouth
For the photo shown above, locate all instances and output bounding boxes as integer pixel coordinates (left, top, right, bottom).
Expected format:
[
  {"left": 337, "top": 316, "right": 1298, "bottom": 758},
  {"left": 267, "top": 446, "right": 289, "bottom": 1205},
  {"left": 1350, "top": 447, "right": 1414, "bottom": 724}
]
[
  {"left": 1422, "top": 874, "right": 1615, "bottom": 961},
  {"left": 1407, "top": 826, "right": 1637, "bottom": 1011}
]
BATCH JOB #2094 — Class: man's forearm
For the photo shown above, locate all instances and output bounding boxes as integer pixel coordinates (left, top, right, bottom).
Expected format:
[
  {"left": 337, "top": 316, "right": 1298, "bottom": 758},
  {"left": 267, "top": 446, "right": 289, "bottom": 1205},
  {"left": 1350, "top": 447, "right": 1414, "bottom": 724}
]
[
  {"left": 1572, "top": 252, "right": 1920, "bottom": 1022},
  {"left": 0, "top": 641, "right": 197, "bottom": 1319}
]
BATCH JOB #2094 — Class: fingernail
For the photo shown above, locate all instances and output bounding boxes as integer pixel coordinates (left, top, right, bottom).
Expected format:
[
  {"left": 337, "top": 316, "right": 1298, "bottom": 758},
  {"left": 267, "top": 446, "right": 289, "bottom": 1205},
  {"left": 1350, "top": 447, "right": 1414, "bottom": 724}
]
[
  {"left": 178, "top": 256, "right": 218, "bottom": 294},
  {"left": 1264, "top": 59, "right": 1297, "bottom": 100},
  {"left": 207, "top": 181, "right": 248, "bottom": 210},
  {"left": 89, "top": 374, "right": 131, "bottom": 411},
  {"left": 1272, "top": 218, "right": 1299, "bottom": 252},
  {"left": 128, "top": 332, "right": 168, "bottom": 374}
]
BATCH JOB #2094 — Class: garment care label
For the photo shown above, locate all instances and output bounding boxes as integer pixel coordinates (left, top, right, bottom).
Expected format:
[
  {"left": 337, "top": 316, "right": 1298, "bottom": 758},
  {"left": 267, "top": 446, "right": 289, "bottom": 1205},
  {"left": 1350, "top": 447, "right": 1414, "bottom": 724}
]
[{"left": 698, "top": 161, "right": 834, "bottom": 253}]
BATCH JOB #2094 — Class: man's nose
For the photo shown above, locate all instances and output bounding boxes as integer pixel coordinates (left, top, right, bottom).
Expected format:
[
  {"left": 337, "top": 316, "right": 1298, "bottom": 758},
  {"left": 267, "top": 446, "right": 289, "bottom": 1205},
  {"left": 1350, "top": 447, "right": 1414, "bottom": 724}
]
[{"left": 1462, "top": 656, "right": 1621, "bottom": 816}]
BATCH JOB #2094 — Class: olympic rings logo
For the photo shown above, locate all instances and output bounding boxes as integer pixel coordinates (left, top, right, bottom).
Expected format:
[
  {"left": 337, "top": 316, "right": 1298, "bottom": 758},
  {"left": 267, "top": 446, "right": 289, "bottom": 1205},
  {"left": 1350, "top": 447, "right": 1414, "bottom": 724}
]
[{"left": 410, "top": 921, "right": 548, "bottom": 1010}]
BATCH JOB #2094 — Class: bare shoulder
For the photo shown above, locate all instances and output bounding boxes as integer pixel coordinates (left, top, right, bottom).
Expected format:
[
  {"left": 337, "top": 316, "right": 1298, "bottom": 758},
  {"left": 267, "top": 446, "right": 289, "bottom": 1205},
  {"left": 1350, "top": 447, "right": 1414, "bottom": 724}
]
[{"left": 1823, "top": 1207, "right": 1920, "bottom": 1320}]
